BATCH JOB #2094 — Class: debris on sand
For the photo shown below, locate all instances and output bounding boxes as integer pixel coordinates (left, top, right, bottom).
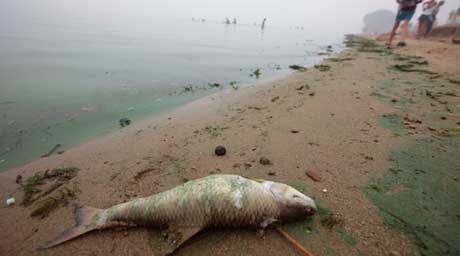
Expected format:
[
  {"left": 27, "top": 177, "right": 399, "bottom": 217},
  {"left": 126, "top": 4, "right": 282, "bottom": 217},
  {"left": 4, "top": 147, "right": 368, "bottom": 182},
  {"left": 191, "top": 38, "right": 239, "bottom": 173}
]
[
  {"left": 389, "top": 64, "right": 438, "bottom": 75},
  {"left": 20, "top": 167, "right": 80, "bottom": 218},
  {"left": 314, "top": 64, "right": 331, "bottom": 72},
  {"left": 134, "top": 168, "right": 158, "bottom": 181},
  {"left": 327, "top": 57, "right": 354, "bottom": 62},
  {"left": 452, "top": 37, "right": 460, "bottom": 45},
  {"left": 271, "top": 96, "right": 280, "bottom": 102},
  {"left": 320, "top": 213, "right": 344, "bottom": 229},
  {"left": 204, "top": 125, "right": 229, "bottom": 137},
  {"left": 41, "top": 144, "right": 62, "bottom": 158},
  {"left": 439, "top": 127, "right": 460, "bottom": 137},
  {"left": 214, "top": 145, "right": 227, "bottom": 156},
  {"left": 6, "top": 198, "right": 15, "bottom": 206},
  {"left": 344, "top": 35, "right": 388, "bottom": 53},
  {"left": 30, "top": 187, "right": 77, "bottom": 218},
  {"left": 408, "top": 60, "right": 429, "bottom": 65},
  {"left": 448, "top": 78, "right": 460, "bottom": 85},
  {"left": 289, "top": 65, "right": 307, "bottom": 72},
  {"left": 305, "top": 170, "right": 321, "bottom": 182},
  {"left": 296, "top": 85, "right": 310, "bottom": 91},
  {"left": 259, "top": 157, "right": 272, "bottom": 165},
  {"left": 119, "top": 118, "right": 132, "bottom": 127},
  {"left": 15, "top": 175, "right": 22, "bottom": 184}
]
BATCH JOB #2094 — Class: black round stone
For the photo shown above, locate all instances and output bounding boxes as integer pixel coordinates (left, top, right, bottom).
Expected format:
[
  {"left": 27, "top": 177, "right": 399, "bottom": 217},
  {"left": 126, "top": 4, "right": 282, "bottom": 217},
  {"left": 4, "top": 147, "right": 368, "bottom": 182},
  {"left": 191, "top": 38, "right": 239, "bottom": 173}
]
[{"left": 215, "top": 146, "right": 226, "bottom": 156}]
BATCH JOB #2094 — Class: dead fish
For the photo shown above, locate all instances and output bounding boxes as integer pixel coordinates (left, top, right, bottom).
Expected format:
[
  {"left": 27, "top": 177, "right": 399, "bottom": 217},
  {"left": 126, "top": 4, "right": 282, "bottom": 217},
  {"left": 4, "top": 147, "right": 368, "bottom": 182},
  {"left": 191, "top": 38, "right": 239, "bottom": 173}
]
[{"left": 41, "top": 174, "right": 317, "bottom": 254}]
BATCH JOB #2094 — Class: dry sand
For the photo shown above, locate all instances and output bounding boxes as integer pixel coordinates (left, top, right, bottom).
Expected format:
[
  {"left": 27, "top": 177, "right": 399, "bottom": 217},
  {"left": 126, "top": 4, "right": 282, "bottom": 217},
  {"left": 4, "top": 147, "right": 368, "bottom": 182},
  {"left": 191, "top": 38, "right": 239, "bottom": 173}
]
[{"left": 0, "top": 36, "right": 459, "bottom": 256}]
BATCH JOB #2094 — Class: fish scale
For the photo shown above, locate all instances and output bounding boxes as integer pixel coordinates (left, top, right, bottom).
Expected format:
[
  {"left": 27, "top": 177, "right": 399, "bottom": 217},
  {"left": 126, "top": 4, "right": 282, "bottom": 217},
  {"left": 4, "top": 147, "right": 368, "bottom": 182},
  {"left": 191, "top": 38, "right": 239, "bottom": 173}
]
[
  {"left": 40, "top": 174, "right": 317, "bottom": 255},
  {"left": 105, "top": 175, "right": 280, "bottom": 228}
]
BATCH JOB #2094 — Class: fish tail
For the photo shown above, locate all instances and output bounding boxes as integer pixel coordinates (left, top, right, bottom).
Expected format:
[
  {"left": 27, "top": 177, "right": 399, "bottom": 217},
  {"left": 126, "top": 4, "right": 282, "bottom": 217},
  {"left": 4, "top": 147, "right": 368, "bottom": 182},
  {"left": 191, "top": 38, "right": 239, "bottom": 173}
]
[{"left": 38, "top": 205, "right": 105, "bottom": 249}]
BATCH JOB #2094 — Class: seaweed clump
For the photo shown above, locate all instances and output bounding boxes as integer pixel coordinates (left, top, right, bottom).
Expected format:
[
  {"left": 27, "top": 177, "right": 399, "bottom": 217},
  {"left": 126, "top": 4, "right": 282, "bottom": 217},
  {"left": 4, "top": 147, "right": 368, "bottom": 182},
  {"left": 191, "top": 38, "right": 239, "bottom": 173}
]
[
  {"left": 327, "top": 57, "right": 354, "bottom": 62},
  {"left": 344, "top": 35, "right": 387, "bottom": 53},
  {"left": 389, "top": 64, "right": 438, "bottom": 75},
  {"left": 20, "top": 167, "right": 80, "bottom": 218},
  {"left": 289, "top": 65, "right": 307, "bottom": 72},
  {"left": 314, "top": 64, "right": 331, "bottom": 72},
  {"left": 250, "top": 68, "right": 262, "bottom": 79}
]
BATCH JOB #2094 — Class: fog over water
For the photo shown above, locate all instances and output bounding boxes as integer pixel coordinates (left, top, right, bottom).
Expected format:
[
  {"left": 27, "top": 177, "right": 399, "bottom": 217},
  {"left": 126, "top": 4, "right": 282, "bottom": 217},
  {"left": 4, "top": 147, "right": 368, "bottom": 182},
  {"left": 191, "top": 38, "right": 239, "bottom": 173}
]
[
  {"left": 0, "top": 0, "right": 457, "bottom": 171},
  {"left": 1, "top": 0, "right": 457, "bottom": 34}
]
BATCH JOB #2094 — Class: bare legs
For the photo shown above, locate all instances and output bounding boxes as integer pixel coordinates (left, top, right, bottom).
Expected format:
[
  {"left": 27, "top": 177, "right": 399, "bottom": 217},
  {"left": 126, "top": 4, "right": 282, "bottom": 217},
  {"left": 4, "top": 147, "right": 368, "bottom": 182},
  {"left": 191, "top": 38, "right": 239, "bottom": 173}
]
[
  {"left": 417, "top": 20, "right": 428, "bottom": 39},
  {"left": 387, "top": 19, "right": 411, "bottom": 47},
  {"left": 400, "top": 19, "right": 410, "bottom": 43},
  {"left": 387, "top": 20, "right": 401, "bottom": 46}
]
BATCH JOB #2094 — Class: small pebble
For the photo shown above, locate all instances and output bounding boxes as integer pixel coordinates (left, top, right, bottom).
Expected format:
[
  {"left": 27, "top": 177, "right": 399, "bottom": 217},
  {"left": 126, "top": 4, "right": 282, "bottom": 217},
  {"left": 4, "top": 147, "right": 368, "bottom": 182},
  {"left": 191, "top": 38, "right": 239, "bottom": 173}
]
[
  {"left": 214, "top": 146, "right": 226, "bottom": 156},
  {"left": 322, "top": 189, "right": 328, "bottom": 193}
]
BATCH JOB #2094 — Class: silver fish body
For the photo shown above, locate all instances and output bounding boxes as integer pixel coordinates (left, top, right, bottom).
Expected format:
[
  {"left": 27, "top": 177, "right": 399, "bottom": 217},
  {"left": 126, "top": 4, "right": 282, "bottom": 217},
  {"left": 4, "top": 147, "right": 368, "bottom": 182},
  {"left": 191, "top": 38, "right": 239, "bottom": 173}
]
[
  {"left": 102, "top": 175, "right": 282, "bottom": 228},
  {"left": 42, "top": 174, "right": 317, "bottom": 254}
]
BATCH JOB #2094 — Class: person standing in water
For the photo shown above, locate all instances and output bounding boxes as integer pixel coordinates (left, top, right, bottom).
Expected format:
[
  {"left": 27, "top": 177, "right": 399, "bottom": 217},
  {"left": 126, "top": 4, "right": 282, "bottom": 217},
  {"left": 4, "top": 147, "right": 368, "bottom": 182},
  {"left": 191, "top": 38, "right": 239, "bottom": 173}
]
[
  {"left": 387, "top": 0, "right": 423, "bottom": 47},
  {"left": 261, "top": 18, "right": 267, "bottom": 29}
]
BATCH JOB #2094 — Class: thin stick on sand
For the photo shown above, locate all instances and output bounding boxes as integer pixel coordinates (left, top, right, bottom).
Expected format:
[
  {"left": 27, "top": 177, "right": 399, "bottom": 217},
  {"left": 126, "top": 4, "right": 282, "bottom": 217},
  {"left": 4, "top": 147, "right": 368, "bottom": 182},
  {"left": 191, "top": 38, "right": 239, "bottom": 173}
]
[{"left": 276, "top": 227, "right": 314, "bottom": 256}]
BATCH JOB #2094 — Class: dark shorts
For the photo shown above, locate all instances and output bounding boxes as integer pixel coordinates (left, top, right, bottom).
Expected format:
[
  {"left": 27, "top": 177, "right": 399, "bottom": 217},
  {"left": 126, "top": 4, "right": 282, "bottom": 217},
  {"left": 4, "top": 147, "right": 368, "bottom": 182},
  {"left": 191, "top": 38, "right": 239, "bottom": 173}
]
[
  {"left": 419, "top": 14, "right": 433, "bottom": 22},
  {"left": 396, "top": 10, "right": 415, "bottom": 22}
]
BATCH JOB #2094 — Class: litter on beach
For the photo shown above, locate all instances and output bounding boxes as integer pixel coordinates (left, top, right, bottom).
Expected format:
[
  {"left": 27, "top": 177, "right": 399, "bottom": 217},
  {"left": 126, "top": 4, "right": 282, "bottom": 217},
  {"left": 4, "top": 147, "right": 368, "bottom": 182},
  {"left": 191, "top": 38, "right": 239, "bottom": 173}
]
[{"left": 6, "top": 198, "right": 15, "bottom": 206}]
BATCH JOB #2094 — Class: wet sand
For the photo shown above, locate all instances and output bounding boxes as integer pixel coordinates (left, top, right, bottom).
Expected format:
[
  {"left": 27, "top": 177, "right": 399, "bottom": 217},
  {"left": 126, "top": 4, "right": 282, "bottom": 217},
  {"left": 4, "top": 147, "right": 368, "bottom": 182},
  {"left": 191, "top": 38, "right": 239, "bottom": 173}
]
[{"left": 1, "top": 36, "right": 459, "bottom": 256}]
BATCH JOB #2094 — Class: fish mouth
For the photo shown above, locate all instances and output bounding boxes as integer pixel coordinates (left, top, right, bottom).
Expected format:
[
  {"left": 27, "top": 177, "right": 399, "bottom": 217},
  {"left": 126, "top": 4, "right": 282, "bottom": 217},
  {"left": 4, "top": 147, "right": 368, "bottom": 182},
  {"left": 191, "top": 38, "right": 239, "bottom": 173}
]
[{"left": 305, "top": 205, "right": 317, "bottom": 216}]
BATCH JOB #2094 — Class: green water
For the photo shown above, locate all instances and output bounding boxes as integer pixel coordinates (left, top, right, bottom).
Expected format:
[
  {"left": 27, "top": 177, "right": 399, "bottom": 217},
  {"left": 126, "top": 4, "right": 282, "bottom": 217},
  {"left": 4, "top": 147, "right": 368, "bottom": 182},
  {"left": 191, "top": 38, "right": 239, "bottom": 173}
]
[{"left": 0, "top": 3, "right": 342, "bottom": 171}]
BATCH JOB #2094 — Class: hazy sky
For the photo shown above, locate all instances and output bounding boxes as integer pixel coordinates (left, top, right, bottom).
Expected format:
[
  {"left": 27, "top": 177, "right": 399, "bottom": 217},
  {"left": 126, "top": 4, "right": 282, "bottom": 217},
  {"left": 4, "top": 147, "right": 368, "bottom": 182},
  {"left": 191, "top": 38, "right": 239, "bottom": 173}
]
[{"left": 1, "top": 0, "right": 459, "bottom": 34}]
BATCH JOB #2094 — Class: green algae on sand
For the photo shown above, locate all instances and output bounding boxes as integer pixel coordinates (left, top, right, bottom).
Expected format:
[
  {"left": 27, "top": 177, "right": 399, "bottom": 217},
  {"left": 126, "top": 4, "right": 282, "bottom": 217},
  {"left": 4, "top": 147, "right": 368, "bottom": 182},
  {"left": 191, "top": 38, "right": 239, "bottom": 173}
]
[
  {"left": 21, "top": 167, "right": 80, "bottom": 218},
  {"left": 363, "top": 137, "right": 460, "bottom": 255}
]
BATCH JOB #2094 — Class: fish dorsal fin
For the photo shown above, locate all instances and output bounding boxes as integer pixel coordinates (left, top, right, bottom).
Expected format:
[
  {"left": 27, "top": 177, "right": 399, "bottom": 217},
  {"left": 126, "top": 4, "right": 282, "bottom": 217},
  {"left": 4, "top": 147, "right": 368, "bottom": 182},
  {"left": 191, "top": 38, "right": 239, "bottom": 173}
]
[{"left": 148, "top": 225, "right": 202, "bottom": 256}]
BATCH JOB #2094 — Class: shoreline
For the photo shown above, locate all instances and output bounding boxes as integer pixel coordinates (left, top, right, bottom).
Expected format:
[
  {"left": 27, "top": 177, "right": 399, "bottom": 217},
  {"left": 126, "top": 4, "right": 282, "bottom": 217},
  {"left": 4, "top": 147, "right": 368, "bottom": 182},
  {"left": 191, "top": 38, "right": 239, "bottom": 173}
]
[
  {"left": 1, "top": 36, "right": 459, "bottom": 255},
  {"left": 0, "top": 56, "right": 330, "bottom": 173}
]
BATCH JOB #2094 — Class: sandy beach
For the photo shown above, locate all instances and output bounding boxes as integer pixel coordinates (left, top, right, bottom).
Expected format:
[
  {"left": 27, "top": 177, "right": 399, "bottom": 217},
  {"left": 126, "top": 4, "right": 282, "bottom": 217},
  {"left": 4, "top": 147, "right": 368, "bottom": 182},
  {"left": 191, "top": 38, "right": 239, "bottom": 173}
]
[{"left": 1, "top": 35, "right": 459, "bottom": 256}]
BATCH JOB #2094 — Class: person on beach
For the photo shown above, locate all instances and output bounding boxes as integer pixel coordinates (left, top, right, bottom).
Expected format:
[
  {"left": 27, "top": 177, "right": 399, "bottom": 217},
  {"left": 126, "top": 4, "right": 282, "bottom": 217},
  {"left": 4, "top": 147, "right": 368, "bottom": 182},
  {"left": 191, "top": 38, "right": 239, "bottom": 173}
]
[
  {"left": 387, "top": 0, "right": 423, "bottom": 47},
  {"left": 261, "top": 18, "right": 267, "bottom": 29},
  {"left": 447, "top": 6, "right": 460, "bottom": 24},
  {"left": 426, "top": 1, "right": 445, "bottom": 35},
  {"left": 225, "top": 17, "right": 231, "bottom": 25},
  {"left": 417, "top": 0, "right": 438, "bottom": 38},
  {"left": 233, "top": 18, "right": 237, "bottom": 24}
]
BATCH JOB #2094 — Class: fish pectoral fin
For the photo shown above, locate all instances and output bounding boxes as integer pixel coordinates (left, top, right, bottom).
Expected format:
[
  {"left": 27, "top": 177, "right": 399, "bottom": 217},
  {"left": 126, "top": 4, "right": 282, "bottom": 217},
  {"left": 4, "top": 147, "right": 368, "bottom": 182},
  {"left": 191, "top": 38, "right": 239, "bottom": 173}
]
[{"left": 148, "top": 225, "right": 203, "bottom": 256}]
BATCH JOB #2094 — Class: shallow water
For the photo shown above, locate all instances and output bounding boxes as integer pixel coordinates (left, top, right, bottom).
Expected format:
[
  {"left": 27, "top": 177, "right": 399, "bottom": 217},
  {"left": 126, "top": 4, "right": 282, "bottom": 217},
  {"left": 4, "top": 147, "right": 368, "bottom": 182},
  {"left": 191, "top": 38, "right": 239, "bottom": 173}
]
[{"left": 0, "top": 11, "right": 342, "bottom": 171}]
